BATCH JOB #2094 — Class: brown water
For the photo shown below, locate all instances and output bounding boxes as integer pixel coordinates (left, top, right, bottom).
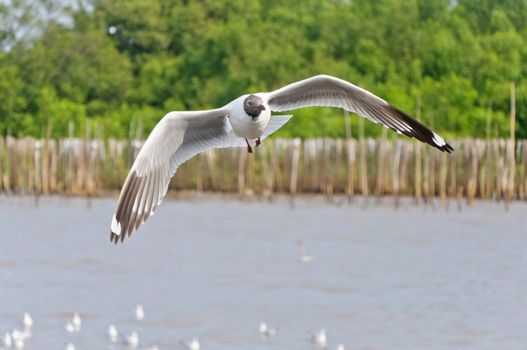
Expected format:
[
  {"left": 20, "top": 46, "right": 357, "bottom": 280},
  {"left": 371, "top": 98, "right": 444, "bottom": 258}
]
[{"left": 0, "top": 195, "right": 526, "bottom": 349}]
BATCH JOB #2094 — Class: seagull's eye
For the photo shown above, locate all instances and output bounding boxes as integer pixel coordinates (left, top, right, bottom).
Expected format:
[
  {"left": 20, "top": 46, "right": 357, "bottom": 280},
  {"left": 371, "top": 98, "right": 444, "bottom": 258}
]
[{"left": 248, "top": 101, "right": 253, "bottom": 106}]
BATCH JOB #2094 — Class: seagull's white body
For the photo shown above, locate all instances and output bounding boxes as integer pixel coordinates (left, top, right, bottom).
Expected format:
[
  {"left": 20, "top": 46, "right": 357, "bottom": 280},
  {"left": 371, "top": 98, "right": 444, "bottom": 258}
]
[
  {"left": 109, "top": 74, "right": 453, "bottom": 243},
  {"left": 180, "top": 337, "right": 200, "bottom": 350},
  {"left": 107, "top": 325, "right": 119, "bottom": 343},
  {"left": 3, "top": 332, "right": 12, "bottom": 348},
  {"left": 259, "top": 322, "right": 278, "bottom": 338},
  {"left": 310, "top": 329, "right": 327, "bottom": 348},
  {"left": 72, "top": 313, "right": 81, "bottom": 332},
  {"left": 10, "top": 330, "right": 27, "bottom": 343},
  {"left": 124, "top": 331, "right": 139, "bottom": 348},
  {"left": 135, "top": 304, "right": 145, "bottom": 321},
  {"left": 336, "top": 344, "right": 345, "bottom": 350},
  {"left": 228, "top": 95, "right": 271, "bottom": 139},
  {"left": 14, "top": 339, "right": 24, "bottom": 350},
  {"left": 22, "top": 313, "right": 33, "bottom": 330},
  {"left": 64, "top": 342, "right": 75, "bottom": 350},
  {"left": 298, "top": 240, "right": 315, "bottom": 263},
  {"left": 64, "top": 322, "right": 75, "bottom": 333}
]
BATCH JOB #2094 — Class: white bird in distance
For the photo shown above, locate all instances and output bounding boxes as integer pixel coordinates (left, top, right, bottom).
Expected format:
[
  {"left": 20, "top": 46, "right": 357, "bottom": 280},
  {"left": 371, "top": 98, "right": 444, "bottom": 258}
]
[
  {"left": 135, "top": 304, "right": 145, "bottom": 321},
  {"left": 259, "top": 322, "right": 278, "bottom": 338},
  {"left": 107, "top": 324, "right": 119, "bottom": 343},
  {"left": 109, "top": 74, "right": 453, "bottom": 243},
  {"left": 180, "top": 337, "right": 200, "bottom": 350}
]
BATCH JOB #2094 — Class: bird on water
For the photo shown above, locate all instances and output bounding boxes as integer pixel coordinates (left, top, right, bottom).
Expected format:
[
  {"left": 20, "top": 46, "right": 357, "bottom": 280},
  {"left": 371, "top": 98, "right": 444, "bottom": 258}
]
[{"left": 109, "top": 74, "right": 453, "bottom": 243}]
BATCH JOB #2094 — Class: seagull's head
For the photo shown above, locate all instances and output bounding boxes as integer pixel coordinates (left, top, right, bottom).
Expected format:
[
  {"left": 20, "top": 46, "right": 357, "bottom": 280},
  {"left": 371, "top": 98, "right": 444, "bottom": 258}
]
[{"left": 244, "top": 95, "right": 265, "bottom": 119}]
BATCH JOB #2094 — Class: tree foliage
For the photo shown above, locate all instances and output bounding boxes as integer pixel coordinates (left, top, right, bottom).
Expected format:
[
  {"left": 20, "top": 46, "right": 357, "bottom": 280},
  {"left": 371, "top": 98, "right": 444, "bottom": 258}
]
[{"left": 0, "top": 0, "right": 526, "bottom": 139}]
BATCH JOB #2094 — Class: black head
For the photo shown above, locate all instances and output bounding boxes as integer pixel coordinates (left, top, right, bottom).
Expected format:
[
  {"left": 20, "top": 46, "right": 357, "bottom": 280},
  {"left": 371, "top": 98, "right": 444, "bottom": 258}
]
[{"left": 243, "top": 95, "right": 265, "bottom": 119}]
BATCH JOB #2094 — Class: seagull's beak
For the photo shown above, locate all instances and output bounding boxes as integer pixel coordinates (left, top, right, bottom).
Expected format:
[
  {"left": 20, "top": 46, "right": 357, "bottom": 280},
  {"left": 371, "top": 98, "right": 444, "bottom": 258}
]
[{"left": 257, "top": 104, "right": 266, "bottom": 111}]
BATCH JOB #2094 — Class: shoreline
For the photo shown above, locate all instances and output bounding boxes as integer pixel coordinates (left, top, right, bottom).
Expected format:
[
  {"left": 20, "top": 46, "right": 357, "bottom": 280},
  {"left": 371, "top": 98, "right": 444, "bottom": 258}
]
[{"left": 2, "top": 191, "right": 525, "bottom": 210}]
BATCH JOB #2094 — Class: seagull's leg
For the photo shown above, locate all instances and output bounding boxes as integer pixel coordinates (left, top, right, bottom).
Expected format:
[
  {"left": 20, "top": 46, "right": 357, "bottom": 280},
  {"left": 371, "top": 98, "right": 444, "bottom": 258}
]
[
  {"left": 245, "top": 138, "right": 253, "bottom": 153},
  {"left": 255, "top": 137, "right": 261, "bottom": 147}
]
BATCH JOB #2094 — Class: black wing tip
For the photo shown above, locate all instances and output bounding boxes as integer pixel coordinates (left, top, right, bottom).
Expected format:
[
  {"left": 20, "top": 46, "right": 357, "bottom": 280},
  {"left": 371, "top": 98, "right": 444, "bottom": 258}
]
[
  {"left": 440, "top": 142, "right": 454, "bottom": 153},
  {"left": 387, "top": 105, "right": 455, "bottom": 154},
  {"left": 422, "top": 135, "right": 454, "bottom": 153},
  {"left": 110, "top": 231, "right": 120, "bottom": 244},
  {"left": 109, "top": 231, "right": 129, "bottom": 244},
  {"left": 110, "top": 218, "right": 140, "bottom": 244}
]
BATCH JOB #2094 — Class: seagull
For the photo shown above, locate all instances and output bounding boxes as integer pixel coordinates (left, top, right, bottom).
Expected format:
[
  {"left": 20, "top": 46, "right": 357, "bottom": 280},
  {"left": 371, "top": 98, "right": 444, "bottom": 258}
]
[
  {"left": 64, "top": 343, "right": 75, "bottom": 350},
  {"left": 10, "top": 330, "right": 27, "bottom": 343},
  {"left": 180, "top": 337, "right": 200, "bottom": 350},
  {"left": 13, "top": 339, "right": 23, "bottom": 350},
  {"left": 309, "top": 329, "right": 327, "bottom": 348},
  {"left": 335, "top": 344, "right": 345, "bottom": 350},
  {"left": 22, "top": 313, "right": 33, "bottom": 331},
  {"left": 107, "top": 324, "right": 119, "bottom": 343},
  {"left": 297, "top": 240, "right": 315, "bottom": 263},
  {"left": 72, "top": 313, "right": 82, "bottom": 332},
  {"left": 124, "top": 331, "right": 139, "bottom": 348},
  {"left": 3, "top": 332, "right": 12, "bottom": 348},
  {"left": 135, "top": 304, "right": 145, "bottom": 321},
  {"left": 9, "top": 331, "right": 25, "bottom": 350},
  {"left": 259, "top": 322, "right": 278, "bottom": 338},
  {"left": 63, "top": 322, "right": 75, "bottom": 333},
  {"left": 146, "top": 346, "right": 159, "bottom": 350},
  {"left": 109, "top": 74, "right": 453, "bottom": 243}
]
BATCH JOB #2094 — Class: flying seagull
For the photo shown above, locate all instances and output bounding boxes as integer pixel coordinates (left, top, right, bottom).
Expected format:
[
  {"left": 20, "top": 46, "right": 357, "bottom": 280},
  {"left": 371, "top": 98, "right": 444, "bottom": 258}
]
[{"left": 110, "top": 74, "right": 453, "bottom": 243}]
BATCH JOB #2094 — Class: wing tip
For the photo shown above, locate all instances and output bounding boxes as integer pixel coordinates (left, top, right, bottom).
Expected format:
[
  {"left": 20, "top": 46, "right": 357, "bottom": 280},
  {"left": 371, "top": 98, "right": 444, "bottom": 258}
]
[
  {"left": 390, "top": 106, "right": 454, "bottom": 153},
  {"left": 432, "top": 132, "right": 454, "bottom": 153},
  {"left": 110, "top": 214, "right": 126, "bottom": 244},
  {"left": 110, "top": 231, "right": 119, "bottom": 244},
  {"left": 110, "top": 214, "right": 121, "bottom": 244},
  {"left": 436, "top": 142, "right": 454, "bottom": 153}
]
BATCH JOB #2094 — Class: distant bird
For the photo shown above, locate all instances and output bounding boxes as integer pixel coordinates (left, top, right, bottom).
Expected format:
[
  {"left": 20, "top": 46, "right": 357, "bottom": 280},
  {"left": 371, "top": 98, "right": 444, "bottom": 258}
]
[
  {"left": 146, "top": 345, "right": 159, "bottom": 350},
  {"left": 3, "top": 332, "right": 12, "bottom": 348},
  {"left": 259, "top": 322, "right": 278, "bottom": 338},
  {"left": 10, "top": 330, "right": 27, "bottom": 343},
  {"left": 297, "top": 240, "right": 315, "bottom": 263},
  {"left": 22, "top": 313, "right": 33, "bottom": 331},
  {"left": 309, "top": 329, "right": 327, "bottom": 348},
  {"left": 63, "top": 322, "right": 75, "bottom": 333},
  {"left": 124, "top": 331, "right": 139, "bottom": 348},
  {"left": 64, "top": 343, "right": 75, "bottom": 350},
  {"left": 135, "top": 304, "right": 145, "bottom": 321},
  {"left": 108, "top": 74, "right": 453, "bottom": 243},
  {"left": 107, "top": 324, "right": 119, "bottom": 343},
  {"left": 180, "top": 337, "right": 200, "bottom": 350},
  {"left": 10, "top": 331, "right": 25, "bottom": 350},
  {"left": 72, "top": 313, "right": 82, "bottom": 332},
  {"left": 14, "top": 339, "right": 24, "bottom": 350},
  {"left": 335, "top": 344, "right": 345, "bottom": 350}
]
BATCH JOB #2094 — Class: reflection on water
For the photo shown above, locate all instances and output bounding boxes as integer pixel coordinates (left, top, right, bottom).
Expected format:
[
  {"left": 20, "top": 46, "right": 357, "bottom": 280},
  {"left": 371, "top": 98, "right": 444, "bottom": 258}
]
[{"left": 0, "top": 195, "right": 526, "bottom": 349}]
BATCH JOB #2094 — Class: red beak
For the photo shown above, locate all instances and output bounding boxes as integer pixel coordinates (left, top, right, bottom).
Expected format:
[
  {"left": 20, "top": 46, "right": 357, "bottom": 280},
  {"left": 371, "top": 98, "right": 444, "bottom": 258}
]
[{"left": 257, "top": 105, "right": 266, "bottom": 111}]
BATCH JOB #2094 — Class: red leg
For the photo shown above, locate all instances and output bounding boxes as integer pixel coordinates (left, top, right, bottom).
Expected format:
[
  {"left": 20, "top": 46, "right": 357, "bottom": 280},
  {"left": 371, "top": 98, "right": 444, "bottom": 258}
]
[
  {"left": 255, "top": 137, "right": 261, "bottom": 147},
  {"left": 245, "top": 138, "right": 253, "bottom": 153}
]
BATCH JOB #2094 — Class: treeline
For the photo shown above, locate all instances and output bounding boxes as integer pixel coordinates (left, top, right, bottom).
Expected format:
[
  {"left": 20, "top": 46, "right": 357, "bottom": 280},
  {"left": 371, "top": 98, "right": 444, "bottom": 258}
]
[{"left": 0, "top": 0, "right": 526, "bottom": 139}]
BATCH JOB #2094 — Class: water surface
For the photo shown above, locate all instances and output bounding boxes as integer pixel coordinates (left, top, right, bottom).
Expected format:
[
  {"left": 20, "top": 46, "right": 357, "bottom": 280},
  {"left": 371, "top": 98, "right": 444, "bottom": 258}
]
[{"left": 0, "top": 195, "right": 526, "bottom": 349}]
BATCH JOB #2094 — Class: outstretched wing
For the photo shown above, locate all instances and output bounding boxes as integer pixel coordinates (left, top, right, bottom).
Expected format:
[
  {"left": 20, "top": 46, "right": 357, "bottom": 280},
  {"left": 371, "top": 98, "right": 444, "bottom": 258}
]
[
  {"left": 110, "top": 110, "right": 292, "bottom": 243},
  {"left": 266, "top": 74, "right": 453, "bottom": 152}
]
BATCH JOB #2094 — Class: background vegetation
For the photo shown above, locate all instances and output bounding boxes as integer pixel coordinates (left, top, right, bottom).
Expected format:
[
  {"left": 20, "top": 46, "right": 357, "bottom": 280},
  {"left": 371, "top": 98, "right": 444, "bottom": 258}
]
[{"left": 0, "top": 0, "right": 526, "bottom": 139}]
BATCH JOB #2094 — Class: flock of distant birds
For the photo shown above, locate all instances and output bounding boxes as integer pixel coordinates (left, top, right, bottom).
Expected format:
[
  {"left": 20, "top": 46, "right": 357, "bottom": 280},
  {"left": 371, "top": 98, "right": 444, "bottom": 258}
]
[{"left": 1, "top": 241, "right": 346, "bottom": 349}]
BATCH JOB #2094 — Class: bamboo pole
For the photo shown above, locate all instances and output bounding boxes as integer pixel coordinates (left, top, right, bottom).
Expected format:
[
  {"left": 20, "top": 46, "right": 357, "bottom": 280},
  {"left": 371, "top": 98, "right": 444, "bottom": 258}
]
[
  {"left": 507, "top": 82, "right": 516, "bottom": 205},
  {"left": 359, "top": 118, "right": 368, "bottom": 199},
  {"left": 346, "top": 139, "right": 356, "bottom": 202},
  {"left": 289, "top": 138, "right": 301, "bottom": 203}
]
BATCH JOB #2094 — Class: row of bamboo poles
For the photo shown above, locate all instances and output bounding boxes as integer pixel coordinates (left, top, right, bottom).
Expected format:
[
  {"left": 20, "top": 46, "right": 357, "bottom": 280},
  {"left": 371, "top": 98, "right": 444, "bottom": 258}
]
[{"left": 0, "top": 136, "right": 526, "bottom": 204}]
